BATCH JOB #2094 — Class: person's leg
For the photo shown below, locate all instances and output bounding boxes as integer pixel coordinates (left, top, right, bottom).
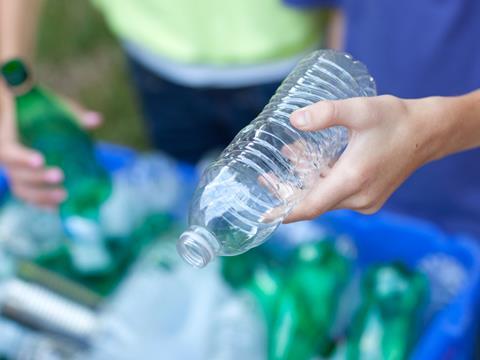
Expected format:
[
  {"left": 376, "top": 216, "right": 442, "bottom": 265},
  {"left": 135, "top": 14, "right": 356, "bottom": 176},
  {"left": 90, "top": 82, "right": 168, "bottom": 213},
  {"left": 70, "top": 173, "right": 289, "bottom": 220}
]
[{"left": 126, "top": 57, "right": 226, "bottom": 163}]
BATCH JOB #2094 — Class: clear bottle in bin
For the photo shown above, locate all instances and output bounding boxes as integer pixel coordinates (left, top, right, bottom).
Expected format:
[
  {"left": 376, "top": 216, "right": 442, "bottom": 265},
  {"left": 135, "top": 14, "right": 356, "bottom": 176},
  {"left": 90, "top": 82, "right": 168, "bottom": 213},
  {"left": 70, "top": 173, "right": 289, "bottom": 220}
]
[
  {"left": 0, "top": 317, "right": 77, "bottom": 360},
  {"left": 177, "top": 50, "right": 376, "bottom": 267},
  {"left": 208, "top": 293, "right": 267, "bottom": 360},
  {"left": 0, "top": 199, "right": 65, "bottom": 258},
  {"left": 100, "top": 152, "right": 184, "bottom": 240}
]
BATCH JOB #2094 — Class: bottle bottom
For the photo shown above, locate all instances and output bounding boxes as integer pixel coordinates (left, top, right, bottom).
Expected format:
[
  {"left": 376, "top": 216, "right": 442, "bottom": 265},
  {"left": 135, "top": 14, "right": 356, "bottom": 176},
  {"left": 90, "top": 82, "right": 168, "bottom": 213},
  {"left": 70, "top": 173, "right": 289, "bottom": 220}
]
[{"left": 177, "top": 226, "right": 219, "bottom": 268}]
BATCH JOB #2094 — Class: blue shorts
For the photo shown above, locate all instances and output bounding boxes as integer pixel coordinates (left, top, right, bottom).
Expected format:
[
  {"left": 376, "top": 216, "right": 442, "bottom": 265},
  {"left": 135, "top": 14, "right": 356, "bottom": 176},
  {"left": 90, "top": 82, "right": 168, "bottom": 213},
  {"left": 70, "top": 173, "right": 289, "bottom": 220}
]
[{"left": 127, "top": 56, "right": 280, "bottom": 164}]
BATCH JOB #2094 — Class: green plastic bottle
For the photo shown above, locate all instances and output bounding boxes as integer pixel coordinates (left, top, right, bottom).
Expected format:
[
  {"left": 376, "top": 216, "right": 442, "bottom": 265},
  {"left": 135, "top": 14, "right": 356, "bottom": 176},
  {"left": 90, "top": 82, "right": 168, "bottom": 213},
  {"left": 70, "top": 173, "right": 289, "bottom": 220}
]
[
  {"left": 270, "top": 240, "right": 351, "bottom": 360},
  {"left": 340, "top": 263, "right": 428, "bottom": 360},
  {"left": 221, "top": 239, "right": 352, "bottom": 360},
  {"left": 1, "top": 59, "right": 112, "bottom": 274}
]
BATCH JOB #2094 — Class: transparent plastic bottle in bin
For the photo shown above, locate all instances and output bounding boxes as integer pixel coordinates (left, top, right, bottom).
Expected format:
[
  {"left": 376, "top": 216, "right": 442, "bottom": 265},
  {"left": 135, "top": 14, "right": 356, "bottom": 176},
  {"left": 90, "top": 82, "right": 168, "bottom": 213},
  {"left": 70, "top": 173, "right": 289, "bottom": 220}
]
[{"left": 177, "top": 50, "right": 376, "bottom": 268}]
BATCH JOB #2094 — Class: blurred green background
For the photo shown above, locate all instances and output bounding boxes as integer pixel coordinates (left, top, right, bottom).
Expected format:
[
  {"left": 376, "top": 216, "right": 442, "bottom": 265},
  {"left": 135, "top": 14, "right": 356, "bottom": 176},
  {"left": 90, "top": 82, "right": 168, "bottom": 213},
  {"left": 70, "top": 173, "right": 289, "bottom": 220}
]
[{"left": 36, "top": 0, "right": 149, "bottom": 149}]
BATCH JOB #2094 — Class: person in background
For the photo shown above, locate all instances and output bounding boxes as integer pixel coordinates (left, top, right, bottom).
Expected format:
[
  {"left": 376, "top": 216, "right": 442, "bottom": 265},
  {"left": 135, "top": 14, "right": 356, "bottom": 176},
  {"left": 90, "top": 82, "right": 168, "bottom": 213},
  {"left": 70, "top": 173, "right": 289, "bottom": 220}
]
[
  {"left": 0, "top": 0, "right": 325, "bottom": 207},
  {"left": 282, "top": 1, "right": 480, "bottom": 239}
]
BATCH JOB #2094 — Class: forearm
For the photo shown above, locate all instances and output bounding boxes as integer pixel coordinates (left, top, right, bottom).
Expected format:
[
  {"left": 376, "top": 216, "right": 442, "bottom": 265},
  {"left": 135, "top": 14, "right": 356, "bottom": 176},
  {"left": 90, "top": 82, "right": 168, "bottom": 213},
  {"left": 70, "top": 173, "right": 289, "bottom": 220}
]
[
  {"left": 0, "top": 0, "right": 44, "bottom": 62},
  {"left": 0, "top": 0, "right": 44, "bottom": 140},
  {"left": 326, "top": 9, "right": 344, "bottom": 50},
  {"left": 429, "top": 90, "right": 480, "bottom": 160}
]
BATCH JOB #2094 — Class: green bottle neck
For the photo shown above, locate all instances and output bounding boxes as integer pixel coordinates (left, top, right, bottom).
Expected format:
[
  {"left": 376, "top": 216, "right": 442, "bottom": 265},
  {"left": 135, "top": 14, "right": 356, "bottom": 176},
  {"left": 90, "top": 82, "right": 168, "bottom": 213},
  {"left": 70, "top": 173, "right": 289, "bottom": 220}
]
[{"left": 9, "top": 78, "right": 35, "bottom": 98}]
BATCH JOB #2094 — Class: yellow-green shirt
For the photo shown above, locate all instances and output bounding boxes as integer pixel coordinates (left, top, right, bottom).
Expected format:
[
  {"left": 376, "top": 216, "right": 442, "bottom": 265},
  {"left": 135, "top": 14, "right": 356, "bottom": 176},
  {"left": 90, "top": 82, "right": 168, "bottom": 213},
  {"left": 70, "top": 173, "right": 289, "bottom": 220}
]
[{"left": 92, "top": 0, "right": 323, "bottom": 65}]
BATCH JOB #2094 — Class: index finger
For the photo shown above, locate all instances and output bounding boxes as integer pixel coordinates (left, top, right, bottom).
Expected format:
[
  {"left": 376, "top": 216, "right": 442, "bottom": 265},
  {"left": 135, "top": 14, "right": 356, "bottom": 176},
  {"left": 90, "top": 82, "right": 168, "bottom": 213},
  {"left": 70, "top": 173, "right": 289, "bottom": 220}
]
[
  {"left": 1, "top": 143, "right": 44, "bottom": 168},
  {"left": 290, "top": 97, "right": 370, "bottom": 132}
]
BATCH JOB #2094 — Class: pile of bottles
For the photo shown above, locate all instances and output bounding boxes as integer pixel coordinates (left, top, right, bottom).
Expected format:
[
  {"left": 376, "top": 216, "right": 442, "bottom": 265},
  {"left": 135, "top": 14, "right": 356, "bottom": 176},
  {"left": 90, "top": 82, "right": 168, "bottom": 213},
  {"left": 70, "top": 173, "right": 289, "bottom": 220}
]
[
  {"left": 0, "top": 218, "right": 466, "bottom": 360},
  {"left": 219, "top": 229, "right": 429, "bottom": 360}
]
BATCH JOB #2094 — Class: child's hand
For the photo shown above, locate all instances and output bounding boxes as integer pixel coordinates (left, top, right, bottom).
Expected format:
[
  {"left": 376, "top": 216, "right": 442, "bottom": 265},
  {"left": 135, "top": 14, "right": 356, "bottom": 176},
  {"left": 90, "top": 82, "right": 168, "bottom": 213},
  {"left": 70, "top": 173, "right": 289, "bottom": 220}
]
[
  {"left": 284, "top": 95, "right": 449, "bottom": 223},
  {"left": 0, "top": 94, "right": 103, "bottom": 208},
  {"left": 0, "top": 140, "right": 65, "bottom": 207}
]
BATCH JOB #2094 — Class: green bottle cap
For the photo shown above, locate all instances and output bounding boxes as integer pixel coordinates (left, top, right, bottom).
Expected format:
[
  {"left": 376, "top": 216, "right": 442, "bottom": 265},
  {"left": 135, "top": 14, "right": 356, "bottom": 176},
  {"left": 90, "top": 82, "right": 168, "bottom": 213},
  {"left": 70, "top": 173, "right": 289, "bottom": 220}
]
[{"left": 1, "top": 59, "right": 30, "bottom": 87}]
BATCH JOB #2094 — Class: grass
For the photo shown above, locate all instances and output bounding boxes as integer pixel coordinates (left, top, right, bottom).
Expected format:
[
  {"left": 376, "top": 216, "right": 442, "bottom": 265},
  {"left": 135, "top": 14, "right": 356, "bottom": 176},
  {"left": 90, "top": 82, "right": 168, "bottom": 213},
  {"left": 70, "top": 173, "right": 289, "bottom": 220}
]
[{"left": 36, "top": 1, "right": 149, "bottom": 149}]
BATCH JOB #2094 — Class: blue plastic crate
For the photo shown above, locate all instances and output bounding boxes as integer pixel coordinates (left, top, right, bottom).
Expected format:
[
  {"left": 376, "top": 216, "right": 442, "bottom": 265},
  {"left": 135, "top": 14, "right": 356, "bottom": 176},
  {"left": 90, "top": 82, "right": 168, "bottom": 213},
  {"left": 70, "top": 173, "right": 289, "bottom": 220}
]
[
  {"left": 318, "top": 210, "right": 480, "bottom": 359},
  {"left": 0, "top": 144, "right": 479, "bottom": 359}
]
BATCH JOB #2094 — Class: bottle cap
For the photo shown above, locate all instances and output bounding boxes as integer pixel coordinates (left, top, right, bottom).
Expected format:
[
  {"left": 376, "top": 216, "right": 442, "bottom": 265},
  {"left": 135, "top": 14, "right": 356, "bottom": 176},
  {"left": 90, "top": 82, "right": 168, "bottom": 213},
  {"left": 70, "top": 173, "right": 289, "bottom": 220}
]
[{"left": 1, "top": 59, "right": 30, "bottom": 87}]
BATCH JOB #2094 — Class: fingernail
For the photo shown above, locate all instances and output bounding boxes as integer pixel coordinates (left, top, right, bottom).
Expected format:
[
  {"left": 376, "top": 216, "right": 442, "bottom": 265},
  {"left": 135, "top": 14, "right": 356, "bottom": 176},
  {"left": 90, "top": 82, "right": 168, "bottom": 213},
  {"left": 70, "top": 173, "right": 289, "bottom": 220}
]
[
  {"left": 83, "top": 112, "right": 101, "bottom": 126},
  {"left": 45, "top": 169, "right": 63, "bottom": 183},
  {"left": 30, "top": 154, "right": 44, "bottom": 167},
  {"left": 293, "top": 111, "right": 311, "bottom": 129}
]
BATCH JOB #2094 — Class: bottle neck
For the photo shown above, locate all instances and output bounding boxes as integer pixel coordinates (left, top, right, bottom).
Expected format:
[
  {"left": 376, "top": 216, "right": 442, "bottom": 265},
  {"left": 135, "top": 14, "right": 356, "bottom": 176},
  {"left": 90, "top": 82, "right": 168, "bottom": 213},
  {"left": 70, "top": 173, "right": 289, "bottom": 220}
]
[
  {"left": 177, "top": 226, "right": 220, "bottom": 268},
  {"left": 8, "top": 79, "right": 34, "bottom": 97}
]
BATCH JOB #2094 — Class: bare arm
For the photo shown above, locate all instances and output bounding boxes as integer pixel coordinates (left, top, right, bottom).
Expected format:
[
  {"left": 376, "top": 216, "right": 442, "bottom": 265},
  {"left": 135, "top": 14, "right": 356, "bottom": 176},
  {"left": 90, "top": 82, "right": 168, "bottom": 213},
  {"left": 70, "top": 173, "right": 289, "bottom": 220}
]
[
  {"left": 0, "top": 0, "right": 44, "bottom": 62},
  {"left": 326, "top": 9, "right": 345, "bottom": 50},
  {"left": 0, "top": 0, "right": 44, "bottom": 141},
  {"left": 437, "top": 90, "right": 480, "bottom": 157},
  {"left": 0, "top": 0, "right": 69, "bottom": 207},
  {"left": 285, "top": 90, "right": 480, "bottom": 222},
  {"left": 0, "top": 0, "right": 104, "bottom": 207}
]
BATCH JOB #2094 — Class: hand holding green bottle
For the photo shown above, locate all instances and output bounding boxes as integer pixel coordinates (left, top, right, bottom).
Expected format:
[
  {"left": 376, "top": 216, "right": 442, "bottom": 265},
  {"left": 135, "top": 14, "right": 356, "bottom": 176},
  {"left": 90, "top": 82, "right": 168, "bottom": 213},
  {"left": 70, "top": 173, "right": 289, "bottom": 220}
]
[
  {"left": 1, "top": 59, "right": 113, "bottom": 273},
  {"left": 0, "top": 63, "right": 103, "bottom": 208}
]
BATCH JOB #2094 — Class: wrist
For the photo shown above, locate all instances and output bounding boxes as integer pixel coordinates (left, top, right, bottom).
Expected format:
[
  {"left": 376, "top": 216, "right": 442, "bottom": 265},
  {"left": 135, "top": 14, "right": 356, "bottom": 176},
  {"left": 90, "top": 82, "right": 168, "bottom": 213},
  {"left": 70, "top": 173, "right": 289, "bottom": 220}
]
[
  {"left": 433, "top": 91, "right": 480, "bottom": 159},
  {"left": 0, "top": 86, "right": 16, "bottom": 142},
  {"left": 402, "top": 96, "right": 451, "bottom": 165}
]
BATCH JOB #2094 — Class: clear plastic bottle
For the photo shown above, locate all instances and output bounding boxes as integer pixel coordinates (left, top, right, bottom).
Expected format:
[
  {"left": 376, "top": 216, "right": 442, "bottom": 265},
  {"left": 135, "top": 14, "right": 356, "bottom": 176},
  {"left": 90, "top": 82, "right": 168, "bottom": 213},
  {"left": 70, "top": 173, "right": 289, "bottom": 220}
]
[
  {"left": 207, "top": 293, "right": 267, "bottom": 360},
  {"left": 177, "top": 50, "right": 376, "bottom": 268},
  {"left": 0, "top": 199, "right": 64, "bottom": 258},
  {"left": 100, "top": 152, "right": 186, "bottom": 240},
  {"left": 0, "top": 317, "right": 77, "bottom": 360}
]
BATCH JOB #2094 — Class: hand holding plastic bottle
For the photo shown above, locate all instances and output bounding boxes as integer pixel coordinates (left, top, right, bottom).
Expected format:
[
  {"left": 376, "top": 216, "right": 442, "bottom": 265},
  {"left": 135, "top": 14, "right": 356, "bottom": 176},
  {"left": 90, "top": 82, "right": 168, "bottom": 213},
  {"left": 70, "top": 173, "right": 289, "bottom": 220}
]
[
  {"left": 0, "top": 87, "right": 103, "bottom": 208},
  {"left": 286, "top": 91, "right": 480, "bottom": 222}
]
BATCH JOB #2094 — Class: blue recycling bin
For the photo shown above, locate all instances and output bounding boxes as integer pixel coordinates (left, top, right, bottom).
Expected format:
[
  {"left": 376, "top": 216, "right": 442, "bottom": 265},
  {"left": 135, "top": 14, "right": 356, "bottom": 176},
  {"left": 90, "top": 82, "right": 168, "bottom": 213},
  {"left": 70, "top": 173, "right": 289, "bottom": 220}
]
[
  {"left": 0, "top": 143, "right": 479, "bottom": 359},
  {"left": 318, "top": 210, "right": 480, "bottom": 359}
]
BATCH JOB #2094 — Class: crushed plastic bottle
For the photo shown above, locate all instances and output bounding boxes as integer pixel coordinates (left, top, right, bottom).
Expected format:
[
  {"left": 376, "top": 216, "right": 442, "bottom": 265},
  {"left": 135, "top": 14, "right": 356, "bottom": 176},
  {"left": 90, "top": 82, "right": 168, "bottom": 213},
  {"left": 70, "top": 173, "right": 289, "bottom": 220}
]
[
  {"left": 0, "top": 317, "right": 78, "bottom": 360},
  {"left": 100, "top": 153, "right": 184, "bottom": 239},
  {"left": 128, "top": 154, "right": 182, "bottom": 214},
  {"left": 207, "top": 292, "right": 267, "bottom": 360},
  {"left": 89, "top": 240, "right": 229, "bottom": 360},
  {"left": 0, "top": 200, "right": 64, "bottom": 258},
  {"left": 418, "top": 253, "right": 466, "bottom": 320},
  {"left": 177, "top": 50, "right": 376, "bottom": 267}
]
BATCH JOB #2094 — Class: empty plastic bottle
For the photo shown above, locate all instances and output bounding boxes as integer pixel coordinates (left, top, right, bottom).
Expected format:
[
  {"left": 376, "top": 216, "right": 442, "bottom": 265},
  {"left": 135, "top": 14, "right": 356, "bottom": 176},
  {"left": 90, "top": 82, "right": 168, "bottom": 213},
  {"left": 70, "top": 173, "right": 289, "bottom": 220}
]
[
  {"left": 100, "top": 153, "right": 184, "bottom": 240},
  {"left": 331, "top": 263, "right": 428, "bottom": 360},
  {"left": 177, "top": 50, "right": 376, "bottom": 267},
  {"left": 0, "top": 199, "right": 64, "bottom": 258},
  {"left": 207, "top": 293, "right": 267, "bottom": 360},
  {"left": 0, "top": 317, "right": 78, "bottom": 360},
  {"left": 93, "top": 242, "right": 228, "bottom": 360}
]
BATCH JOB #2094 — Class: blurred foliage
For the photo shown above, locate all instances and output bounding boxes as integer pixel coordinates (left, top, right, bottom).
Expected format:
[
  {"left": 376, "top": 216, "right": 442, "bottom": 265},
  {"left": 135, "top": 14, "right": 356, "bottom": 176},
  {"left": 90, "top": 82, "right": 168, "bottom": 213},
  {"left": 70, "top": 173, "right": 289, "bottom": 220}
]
[{"left": 36, "top": 0, "right": 149, "bottom": 149}]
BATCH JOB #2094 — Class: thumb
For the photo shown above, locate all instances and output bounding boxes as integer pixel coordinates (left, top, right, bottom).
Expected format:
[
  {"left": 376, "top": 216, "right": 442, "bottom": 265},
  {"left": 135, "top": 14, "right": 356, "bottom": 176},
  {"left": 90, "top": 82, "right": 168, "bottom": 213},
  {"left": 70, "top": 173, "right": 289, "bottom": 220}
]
[
  {"left": 62, "top": 97, "right": 103, "bottom": 129},
  {"left": 290, "top": 97, "right": 366, "bottom": 131}
]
